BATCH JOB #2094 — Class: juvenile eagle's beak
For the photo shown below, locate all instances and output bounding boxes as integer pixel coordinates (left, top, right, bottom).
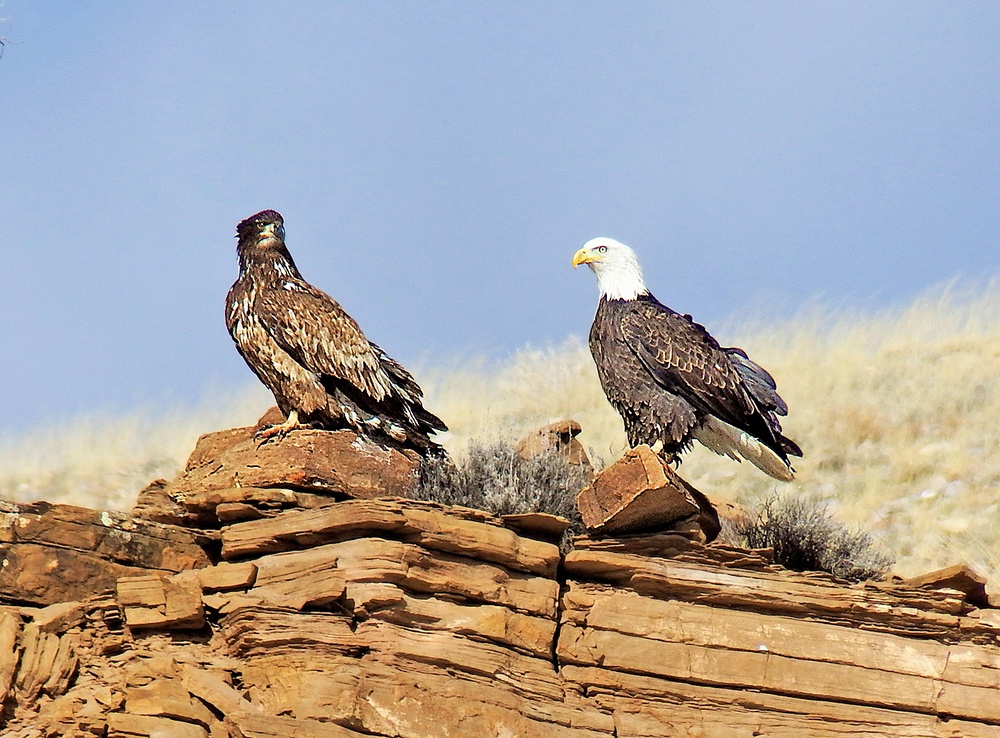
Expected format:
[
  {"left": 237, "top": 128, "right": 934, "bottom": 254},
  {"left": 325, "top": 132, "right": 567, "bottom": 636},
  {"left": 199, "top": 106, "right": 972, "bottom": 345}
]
[
  {"left": 260, "top": 223, "right": 284, "bottom": 242},
  {"left": 572, "top": 248, "right": 597, "bottom": 268}
]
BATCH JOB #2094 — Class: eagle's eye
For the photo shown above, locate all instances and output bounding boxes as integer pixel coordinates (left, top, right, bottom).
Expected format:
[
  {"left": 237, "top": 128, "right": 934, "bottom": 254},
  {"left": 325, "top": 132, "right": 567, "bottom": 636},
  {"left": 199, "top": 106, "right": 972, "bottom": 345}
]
[{"left": 597, "top": 245, "right": 608, "bottom": 253}]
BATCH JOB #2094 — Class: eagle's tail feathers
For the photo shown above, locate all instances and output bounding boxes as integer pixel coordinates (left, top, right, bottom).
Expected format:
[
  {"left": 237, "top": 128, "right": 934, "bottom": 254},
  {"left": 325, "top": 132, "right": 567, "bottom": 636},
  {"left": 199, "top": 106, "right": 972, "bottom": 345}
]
[{"left": 692, "top": 417, "right": 795, "bottom": 482}]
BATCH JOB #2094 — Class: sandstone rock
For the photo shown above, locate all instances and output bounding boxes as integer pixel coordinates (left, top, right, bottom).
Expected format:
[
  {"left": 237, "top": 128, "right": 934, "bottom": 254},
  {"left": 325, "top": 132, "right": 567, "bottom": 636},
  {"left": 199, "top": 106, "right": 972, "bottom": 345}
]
[
  {"left": 571, "top": 529, "right": 705, "bottom": 558},
  {"left": 0, "top": 500, "right": 211, "bottom": 572},
  {"left": 13, "top": 622, "right": 79, "bottom": 703},
  {"left": 351, "top": 583, "right": 557, "bottom": 658},
  {"left": 125, "top": 677, "right": 215, "bottom": 728},
  {"left": 242, "top": 536, "right": 559, "bottom": 618},
  {"left": 242, "top": 547, "right": 346, "bottom": 611},
  {"left": 563, "top": 664, "right": 1000, "bottom": 738},
  {"left": 3, "top": 445, "right": 1000, "bottom": 737},
  {"left": 107, "top": 712, "right": 209, "bottom": 738},
  {"left": 31, "top": 601, "right": 86, "bottom": 634},
  {"left": 0, "top": 543, "right": 145, "bottom": 608},
  {"left": 905, "top": 563, "right": 990, "bottom": 608},
  {"left": 136, "top": 484, "right": 339, "bottom": 528},
  {"left": 116, "top": 572, "right": 204, "bottom": 630},
  {"left": 144, "top": 417, "right": 421, "bottom": 522},
  {"left": 197, "top": 562, "right": 258, "bottom": 593},
  {"left": 0, "top": 501, "right": 211, "bottom": 608},
  {"left": 179, "top": 663, "right": 256, "bottom": 716},
  {"left": 575, "top": 444, "right": 720, "bottom": 539},
  {"left": 226, "top": 710, "right": 370, "bottom": 737},
  {"left": 500, "top": 512, "right": 572, "bottom": 542},
  {"left": 0, "top": 610, "right": 22, "bottom": 702},
  {"left": 516, "top": 419, "right": 594, "bottom": 472},
  {"left": 559, "top": 579, "right": 1000, "bottom": 723},
  {"left": 219, "top": 497, "right": 561, "bottom": 578}
]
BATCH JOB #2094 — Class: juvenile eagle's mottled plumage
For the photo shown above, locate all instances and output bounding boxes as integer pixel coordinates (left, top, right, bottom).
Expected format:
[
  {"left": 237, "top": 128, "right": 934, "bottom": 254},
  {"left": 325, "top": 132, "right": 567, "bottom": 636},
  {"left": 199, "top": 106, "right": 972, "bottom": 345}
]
[
  {"left": 573, "top": 237, "right": 801, "bottom": 480},
  {"left": 226, "top": 210, "right": 447, "bottom": 454}
]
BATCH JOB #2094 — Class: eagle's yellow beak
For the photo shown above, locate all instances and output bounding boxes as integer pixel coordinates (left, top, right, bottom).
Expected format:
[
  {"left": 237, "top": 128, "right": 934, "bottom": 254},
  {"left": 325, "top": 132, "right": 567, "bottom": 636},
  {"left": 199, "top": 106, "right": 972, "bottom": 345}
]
[{"left": 572, "top": 248, "right": 597, "bottom": 268}]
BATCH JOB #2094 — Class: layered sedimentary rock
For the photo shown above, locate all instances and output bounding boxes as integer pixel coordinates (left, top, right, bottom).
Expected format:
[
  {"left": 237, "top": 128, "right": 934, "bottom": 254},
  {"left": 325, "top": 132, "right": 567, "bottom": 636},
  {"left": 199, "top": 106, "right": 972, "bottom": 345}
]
[{"left": 1, "top": 426, "right": 998, "bottom": 737}]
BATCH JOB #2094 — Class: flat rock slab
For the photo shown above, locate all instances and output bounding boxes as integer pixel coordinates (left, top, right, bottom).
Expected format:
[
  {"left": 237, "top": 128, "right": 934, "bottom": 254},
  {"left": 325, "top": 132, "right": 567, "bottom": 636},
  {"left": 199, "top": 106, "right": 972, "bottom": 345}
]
[
  {"left": 575, "top": 445, "right": 719, "bottom": 539},
  {"left": 0, "top": 500, "right": 211, "bottom": 571},
  {"left": 904, "top": 564, "right": 990, "bottom": 609},
  {"left": 0, "top": 501, "right": 211, "bottom": 607},
  {"left": 219, "top": 497, "right": 562, "bottom": 578},
  {"left": 135, "top": 483, "right": 342, "bottom": 528},
  {"left": 144, "top": 423, "right": 420, "bottom": 517},
  {"left": 0, "top": 543, "right": 177, "bottom": 608}
]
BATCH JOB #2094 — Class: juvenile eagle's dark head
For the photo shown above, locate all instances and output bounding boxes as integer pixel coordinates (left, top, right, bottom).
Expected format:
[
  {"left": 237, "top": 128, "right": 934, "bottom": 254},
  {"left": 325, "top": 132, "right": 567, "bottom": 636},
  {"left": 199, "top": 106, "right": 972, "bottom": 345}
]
[
  {"left": 234, "top": 209, "right": 296, "bottom": 275},
  {"left": 236, "top": 209, "right": 286, "bottom": 247}
]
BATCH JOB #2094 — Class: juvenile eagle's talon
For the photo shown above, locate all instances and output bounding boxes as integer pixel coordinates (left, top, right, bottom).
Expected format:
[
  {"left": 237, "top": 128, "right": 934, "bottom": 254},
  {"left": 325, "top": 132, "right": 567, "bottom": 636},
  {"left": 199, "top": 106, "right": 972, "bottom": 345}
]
[
  {"left": 253, "top": 426, "right": 282, "bottom": 447},
  {"left": 253, "top": 410, "right": 300, "bottom": 446}
]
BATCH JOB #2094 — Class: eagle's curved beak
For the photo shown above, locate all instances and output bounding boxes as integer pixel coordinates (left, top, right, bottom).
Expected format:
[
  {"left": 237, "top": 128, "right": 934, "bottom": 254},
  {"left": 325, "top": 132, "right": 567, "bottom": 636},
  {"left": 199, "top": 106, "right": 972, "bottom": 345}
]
[
  {"left": 572, "top": 248, "right": 596, "bottom": 268},
  {"left": 260, "top": 223, "right": 285, "bottom": 242}
]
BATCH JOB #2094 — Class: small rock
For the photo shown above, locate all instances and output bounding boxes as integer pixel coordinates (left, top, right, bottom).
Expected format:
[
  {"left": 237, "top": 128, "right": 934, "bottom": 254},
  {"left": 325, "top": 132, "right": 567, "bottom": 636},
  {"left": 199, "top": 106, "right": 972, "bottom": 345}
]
[
  {"left": 576, "top": 445, "right": 719, "bottom": 540},
  {"left": 515, "top": 420, "right": 594, "bottom": 472}
]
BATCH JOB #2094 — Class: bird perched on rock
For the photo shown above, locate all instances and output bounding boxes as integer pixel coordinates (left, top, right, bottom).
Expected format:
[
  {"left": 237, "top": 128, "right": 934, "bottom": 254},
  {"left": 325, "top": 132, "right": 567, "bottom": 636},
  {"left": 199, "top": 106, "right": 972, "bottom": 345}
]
[
  {"left": 226, "top": 209, "right": 447, "bottom": 454},
  {"left": 573, "top": 237, "right": 801, "bottom": 480}
]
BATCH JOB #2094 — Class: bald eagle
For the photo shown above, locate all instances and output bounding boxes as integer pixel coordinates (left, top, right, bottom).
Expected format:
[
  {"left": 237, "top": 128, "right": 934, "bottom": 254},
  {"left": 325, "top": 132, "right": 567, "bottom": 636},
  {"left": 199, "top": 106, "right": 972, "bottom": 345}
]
[
  {"left": 573, "top": 237, "right": 801, "bottom": 480},
  {"left": 226, "top": 210, "right": 447, "bottom": 454}
]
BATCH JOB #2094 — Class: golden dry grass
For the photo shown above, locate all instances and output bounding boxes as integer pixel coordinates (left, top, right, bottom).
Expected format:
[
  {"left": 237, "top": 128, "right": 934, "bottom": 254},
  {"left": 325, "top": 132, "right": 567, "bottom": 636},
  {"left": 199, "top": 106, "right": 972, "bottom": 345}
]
[
  {"left": 1, "top": 281, "right": 997, "bottom": 581},
  {"left": 0, "top": 386, "right": 271, "bottom": 511}
]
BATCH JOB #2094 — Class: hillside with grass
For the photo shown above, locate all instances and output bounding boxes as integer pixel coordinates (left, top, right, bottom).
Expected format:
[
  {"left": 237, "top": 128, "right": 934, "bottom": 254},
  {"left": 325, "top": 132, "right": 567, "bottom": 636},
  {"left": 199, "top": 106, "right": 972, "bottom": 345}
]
[{"left": 1, "top": 281, "right": 997, "bottom": 580}]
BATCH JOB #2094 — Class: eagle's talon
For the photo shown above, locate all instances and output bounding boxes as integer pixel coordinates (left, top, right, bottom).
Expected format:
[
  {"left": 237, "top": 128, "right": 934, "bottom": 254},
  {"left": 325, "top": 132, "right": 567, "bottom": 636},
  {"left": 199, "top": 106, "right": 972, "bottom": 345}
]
[{"left": 253, "top": 410, "right": 300, "bottom": 446}]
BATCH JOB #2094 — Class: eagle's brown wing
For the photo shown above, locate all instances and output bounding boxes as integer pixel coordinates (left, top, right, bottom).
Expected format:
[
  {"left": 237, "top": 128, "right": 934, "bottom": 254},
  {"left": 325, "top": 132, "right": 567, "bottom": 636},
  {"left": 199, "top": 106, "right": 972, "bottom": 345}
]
[
  {"left": 619, "top": 299, "right": 781, "bottom": 451},
  {"left": 254, "top": 280, "right": 399, "bottom": 402}
]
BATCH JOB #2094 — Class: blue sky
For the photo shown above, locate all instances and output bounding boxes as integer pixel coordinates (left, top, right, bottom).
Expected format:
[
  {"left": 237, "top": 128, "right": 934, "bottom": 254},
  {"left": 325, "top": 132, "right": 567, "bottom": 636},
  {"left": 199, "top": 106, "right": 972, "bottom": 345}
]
[{"left": 1, "top": 2, "right": 998, "bottom": 429}]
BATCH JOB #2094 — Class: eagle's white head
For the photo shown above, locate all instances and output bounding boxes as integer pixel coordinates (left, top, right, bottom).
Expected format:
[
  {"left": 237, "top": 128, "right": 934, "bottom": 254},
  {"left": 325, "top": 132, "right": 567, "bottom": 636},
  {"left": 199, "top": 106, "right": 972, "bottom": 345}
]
[{"left": 572, "top": 237, "right": 649, "bottom": 301}]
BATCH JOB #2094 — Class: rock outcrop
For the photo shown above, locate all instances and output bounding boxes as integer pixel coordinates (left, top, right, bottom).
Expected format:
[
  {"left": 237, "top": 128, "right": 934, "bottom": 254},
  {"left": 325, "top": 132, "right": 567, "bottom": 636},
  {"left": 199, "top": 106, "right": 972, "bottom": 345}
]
[
  {"left": 515, "top": 419, "right": 594, "bottom": 473},
  {"left": 134, "top": 413, "right": 421, "bottom": 528},
  {"left": 575, "top": 444, "right": 721, "bottom": 540},
  {"left": 1, "top": 424, "right": 999, "bottom": 737}
]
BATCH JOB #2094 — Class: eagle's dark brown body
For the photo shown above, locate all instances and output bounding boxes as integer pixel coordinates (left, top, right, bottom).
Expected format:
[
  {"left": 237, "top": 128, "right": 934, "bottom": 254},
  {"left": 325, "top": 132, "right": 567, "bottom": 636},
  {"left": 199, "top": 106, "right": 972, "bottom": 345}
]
[
  {"left": 225, "top": 210, "right": 447, "bottom": 454},
  {"left": 590, "top": 294, "right": 801, "bottom": 470}
]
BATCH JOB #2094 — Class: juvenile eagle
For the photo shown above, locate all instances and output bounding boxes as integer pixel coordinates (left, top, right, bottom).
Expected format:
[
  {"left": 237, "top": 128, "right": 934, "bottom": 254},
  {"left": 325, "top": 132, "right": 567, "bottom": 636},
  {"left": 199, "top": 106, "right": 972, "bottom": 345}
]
[
  {"left": 226, "top": 210, "right": 447, "bottom": 454},
  {"left": 573, "top": 237, "right": 801, "bottom": 480}
]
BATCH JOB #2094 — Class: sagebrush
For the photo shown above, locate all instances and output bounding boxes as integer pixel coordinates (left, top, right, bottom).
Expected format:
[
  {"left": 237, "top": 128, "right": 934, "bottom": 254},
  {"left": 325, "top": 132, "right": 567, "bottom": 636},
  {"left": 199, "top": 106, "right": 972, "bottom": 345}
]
[
  {"left": 414, "top": 440, "right": 589, "bottom": 545},
  {"left": 731, "top": 493, "right": 894, "bottom": 582}
]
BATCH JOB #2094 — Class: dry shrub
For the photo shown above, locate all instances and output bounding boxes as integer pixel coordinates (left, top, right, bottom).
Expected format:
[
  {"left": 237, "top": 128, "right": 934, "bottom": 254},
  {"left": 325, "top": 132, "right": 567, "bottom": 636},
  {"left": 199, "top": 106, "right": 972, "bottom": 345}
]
[
  {"left": 414, "top": 440, "right": 589, "bottom": 545},
  {"left": 733, "top": 493, "right": 894, "bottom": 582}
]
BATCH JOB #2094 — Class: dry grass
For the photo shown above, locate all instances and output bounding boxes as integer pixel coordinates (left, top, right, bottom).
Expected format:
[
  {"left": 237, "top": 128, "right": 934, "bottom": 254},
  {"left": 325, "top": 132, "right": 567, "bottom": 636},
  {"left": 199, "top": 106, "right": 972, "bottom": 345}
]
[
  {"left": 1, "top": 280, "right": 997, "bottom": 581},
  {"left": 0, "top": 385, "right": 271, "bottom": 511}
]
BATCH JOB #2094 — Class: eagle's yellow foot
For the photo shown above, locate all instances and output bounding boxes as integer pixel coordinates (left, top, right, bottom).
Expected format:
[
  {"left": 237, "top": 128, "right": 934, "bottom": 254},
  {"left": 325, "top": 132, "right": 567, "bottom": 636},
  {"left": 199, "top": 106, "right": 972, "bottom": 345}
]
[{"left": 255, "top": 410, "right": 301, "bottom": 446}]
